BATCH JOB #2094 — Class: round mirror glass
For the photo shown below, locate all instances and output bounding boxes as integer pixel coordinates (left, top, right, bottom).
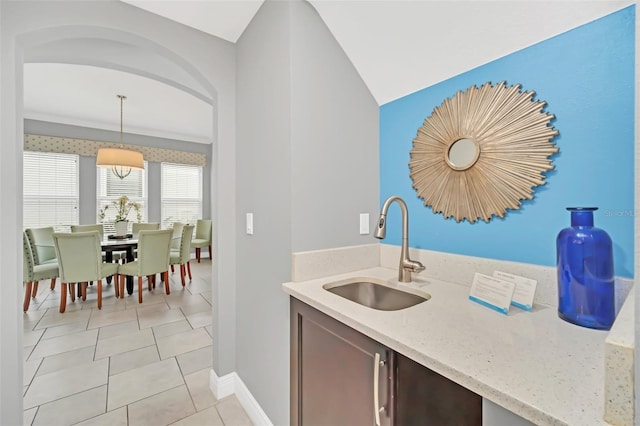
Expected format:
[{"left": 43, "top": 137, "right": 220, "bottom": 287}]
[{"left": 446, "top": 138, "right": 479, "bottom": 170}]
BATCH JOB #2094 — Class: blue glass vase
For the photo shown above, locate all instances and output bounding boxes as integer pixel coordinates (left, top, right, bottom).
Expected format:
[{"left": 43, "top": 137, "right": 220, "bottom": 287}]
[{"left": 556, "top": 207, "right": 615, "bottom": 330}]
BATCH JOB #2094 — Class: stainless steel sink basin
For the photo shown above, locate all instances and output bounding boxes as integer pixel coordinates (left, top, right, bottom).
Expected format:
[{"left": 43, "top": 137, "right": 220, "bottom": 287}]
[{"left": 323, "top": 278, "right": 430, "bottom": 311}]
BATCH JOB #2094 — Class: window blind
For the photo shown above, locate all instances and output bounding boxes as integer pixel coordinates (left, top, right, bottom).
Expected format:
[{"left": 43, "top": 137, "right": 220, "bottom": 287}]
[
  {"left": 161, "top": 162, "right": 202, "bottom": 229},
  {"left": 23, "top": 152, "right": 79, "bottom": 232},
  {"left": 97, "top": 163, "right": 148, "bottom": 234}
]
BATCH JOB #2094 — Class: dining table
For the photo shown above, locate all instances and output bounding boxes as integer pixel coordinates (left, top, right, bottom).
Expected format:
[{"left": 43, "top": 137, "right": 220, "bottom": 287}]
[
  {"left": 101, "top": 237, "right": 138, "bottom": 294},
  {"left": 36, "top": 235, "right": 139, "bottom": 295},
  {"left": 36, "top": 230, "right": 180, "bottom": 297},
  {"left": 103, "top": 234, "right": 180, "bottom": 294}
]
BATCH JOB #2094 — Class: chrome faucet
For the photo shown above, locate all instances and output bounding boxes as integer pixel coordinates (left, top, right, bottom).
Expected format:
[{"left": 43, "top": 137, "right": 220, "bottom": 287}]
[{"left": 374, "top": 196, "right": 425, "bottom": 283}]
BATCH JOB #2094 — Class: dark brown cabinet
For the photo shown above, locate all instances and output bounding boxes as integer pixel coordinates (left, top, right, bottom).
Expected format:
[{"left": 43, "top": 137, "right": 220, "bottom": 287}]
[
  {"left": 395, "top": 352, "right": 482, "bottom": 425},
  {"left": 291, "top": 298, "right": 482, "bottom": 426},
  {"left": 290, "top": 298, "right": 393, "bottom": 426}
]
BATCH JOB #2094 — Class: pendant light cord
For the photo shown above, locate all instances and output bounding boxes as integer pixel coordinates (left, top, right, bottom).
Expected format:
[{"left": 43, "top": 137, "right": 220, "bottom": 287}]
[{"left": 118, "top": 94, "right": 126, "bottom": 148}]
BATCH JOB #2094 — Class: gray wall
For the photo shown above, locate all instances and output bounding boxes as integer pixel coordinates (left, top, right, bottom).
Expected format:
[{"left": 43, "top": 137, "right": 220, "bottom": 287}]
[
  {"left": 0, "top": 3, "right": 22, "bottom": 423},
  {"left": 236, "top": 2, "right": 292, "bottom": 424},
  {"left": 24, "top": 119, "right": 213, "bottom": 223},
  {"left": 290, "top": 0, "right": 379, "bottom": 251},
  {"left": 235, "top": 1, "right": 379, "bottom": 424}
]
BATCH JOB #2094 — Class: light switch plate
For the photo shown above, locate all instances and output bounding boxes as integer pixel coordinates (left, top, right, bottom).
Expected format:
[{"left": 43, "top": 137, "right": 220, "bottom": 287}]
[
  {"left": 246, "top": 213, "right": 253, "bottom": 235},
  {"left": 359, "top": 213, "right": 369, "bottom": 235}
]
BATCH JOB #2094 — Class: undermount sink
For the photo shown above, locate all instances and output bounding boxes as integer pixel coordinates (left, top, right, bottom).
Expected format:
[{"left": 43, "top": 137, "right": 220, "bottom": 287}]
[{"left": 323, "top": 278, "right": 430, "bottom": 311}]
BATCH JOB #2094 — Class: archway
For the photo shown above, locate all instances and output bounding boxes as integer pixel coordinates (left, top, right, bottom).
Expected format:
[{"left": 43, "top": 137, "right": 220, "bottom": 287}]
[{"left": 1, "top": 7, "right": 237, "bottom": 423}]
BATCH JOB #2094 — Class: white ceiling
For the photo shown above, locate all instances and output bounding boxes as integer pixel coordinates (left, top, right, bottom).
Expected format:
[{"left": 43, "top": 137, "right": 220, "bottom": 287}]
[
  {"left": 121, "top": 0, "right": 264, "bottom": 43},
  {"left": 24, "top": 63, "right": 214, "bottom": 144},
  {"left": 309, "top": 0, "right": 634, "bottom": 105},
  {"left": 23, "top": 0, "right": 632, "bottom": 144}
]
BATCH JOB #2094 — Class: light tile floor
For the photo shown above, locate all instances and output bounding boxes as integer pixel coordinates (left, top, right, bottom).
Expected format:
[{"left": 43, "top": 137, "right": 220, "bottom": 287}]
[{"left": 23, "top": 260, "right": 253, "bottom": 426}]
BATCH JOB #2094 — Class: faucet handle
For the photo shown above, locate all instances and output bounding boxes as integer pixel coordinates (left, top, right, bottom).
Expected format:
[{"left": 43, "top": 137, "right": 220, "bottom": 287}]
[{"left": 404, "top": 259, "right": 425, "bottom": 273}]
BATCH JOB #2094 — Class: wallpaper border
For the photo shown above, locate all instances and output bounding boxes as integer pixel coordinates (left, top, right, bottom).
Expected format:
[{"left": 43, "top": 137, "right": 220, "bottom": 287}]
[{"left": 24, "top": 134, "right": 207, "bottom": 167}]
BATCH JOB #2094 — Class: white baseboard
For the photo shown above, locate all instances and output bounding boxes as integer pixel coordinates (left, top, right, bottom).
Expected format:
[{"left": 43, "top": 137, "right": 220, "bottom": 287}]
[
  {"left": 210, "top": 368, "right": 235, "bottom": 399},
  {"left": 210, "top": 369, "right": 273, "bottom": 426},
  {"left": 233, "top": 372, "right": 273, "bottom": 426}
]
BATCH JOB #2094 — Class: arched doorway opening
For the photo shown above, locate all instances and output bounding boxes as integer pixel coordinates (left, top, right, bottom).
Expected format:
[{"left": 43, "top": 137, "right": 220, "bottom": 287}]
[{"left": 2, "top": 11, "right": 237, "bottom": 423}]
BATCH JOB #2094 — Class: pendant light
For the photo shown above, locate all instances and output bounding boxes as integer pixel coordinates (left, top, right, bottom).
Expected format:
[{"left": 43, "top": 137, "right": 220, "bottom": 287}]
[{"left": 96, "top": 94, "right": 144, "bottom": 179}]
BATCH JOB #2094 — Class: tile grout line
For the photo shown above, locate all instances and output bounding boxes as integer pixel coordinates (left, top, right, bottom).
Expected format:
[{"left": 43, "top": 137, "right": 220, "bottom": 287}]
[{"left": 23, "top": 261, "right": 221, "bottom": 426}]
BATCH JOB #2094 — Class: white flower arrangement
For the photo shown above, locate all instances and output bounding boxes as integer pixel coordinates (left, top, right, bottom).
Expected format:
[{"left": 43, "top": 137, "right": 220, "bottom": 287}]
[{"left": 98, "top": 195, "right": 142, "bottom": 223}]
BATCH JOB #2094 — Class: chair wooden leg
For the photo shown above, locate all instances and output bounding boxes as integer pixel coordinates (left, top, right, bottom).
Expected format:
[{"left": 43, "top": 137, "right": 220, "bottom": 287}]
[
  {"left": 50, "top": 278, "right": 56, "bottom": 290},
  {"left": 138, "top": 276, "right": 143, "bottom": 304},
  {"left": 187, "top": 261, "right": 192, "bottom": 281},
  {"left": 81, "top": 282, "right": 87, "bottom": 301},
  {"left": 60, "top": 283, "right": 68, "bottom": 313},
  {"left": 171, "top": 264, "right": 175, "bottom": 273},
  {"left": 180, "top": 264, "right": 186, "bottom": 287},
  {"left": 31, "top": 281, "right": 39, "bottom": 298},
  {"left": 70, "top": 283, "right": 76, "bottom": 302},
  {"left": 97, "top": 279, "right": 102, "bottom": 310},
  {"left": 119, "top": 275, "right": 125, "bottom": 299},
  {"left": 23, "top": 281, "right": 33, "bottom": 312},
  {"left": 196, "top": 248, "right": 201, "bottom": 263},
  {"left": 163, "top": 271, "right": 170, "bottom": 295},
  {"left": 208, "top": 245, "right": 212, "bottom": 260},
  {"left": 114, "top": 275, "right": 120, "bottom": 299},
  {"left": 148, "top": 276, "right": 153, "bottom": 291}
]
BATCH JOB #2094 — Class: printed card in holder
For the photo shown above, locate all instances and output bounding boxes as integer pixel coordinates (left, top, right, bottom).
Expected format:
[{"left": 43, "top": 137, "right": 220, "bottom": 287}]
[
  {"left": 469, "top": 272, "right": 515, "bottom": 315},
  {"left": 493, "top": 271, "right": 537, "bottom": 311}
]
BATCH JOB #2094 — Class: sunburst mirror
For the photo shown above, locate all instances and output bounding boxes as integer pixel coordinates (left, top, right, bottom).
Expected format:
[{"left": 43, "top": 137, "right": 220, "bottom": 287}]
[{"left": 409, "top": 81, "right": 559, "bottom": 224}]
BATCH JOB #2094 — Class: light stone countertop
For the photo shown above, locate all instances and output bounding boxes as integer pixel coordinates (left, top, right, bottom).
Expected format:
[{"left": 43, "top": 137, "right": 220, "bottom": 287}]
[{"left": 283, "top": 266, "right": 611, "bottom": 426}]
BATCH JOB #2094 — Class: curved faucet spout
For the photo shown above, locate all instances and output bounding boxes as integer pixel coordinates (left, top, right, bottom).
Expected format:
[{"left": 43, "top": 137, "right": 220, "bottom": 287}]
[{"left": 374, "top": 196, "right": 424, "bottom": 283}]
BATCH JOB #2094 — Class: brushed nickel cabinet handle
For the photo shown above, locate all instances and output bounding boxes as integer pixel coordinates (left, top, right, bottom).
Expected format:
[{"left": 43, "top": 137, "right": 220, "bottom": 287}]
[{"left": 374, "top": 352, "right": 386, "bottom": 426}]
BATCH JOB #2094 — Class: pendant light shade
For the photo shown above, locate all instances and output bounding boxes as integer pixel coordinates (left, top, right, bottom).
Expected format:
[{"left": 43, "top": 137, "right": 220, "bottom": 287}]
[
  {"left": 96, "top": 148, "right": 144, "bottom": 178},
  {"left": 96, "top": 95, "right": 144, "bottom": 179}
]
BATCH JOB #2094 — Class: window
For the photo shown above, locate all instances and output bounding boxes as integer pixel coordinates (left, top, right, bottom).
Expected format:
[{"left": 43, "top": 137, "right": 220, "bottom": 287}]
[
  {"left": 97, "top": 164, "right": 148, "bottom": 234},
  {"left": 161, "top": 162, "right": 202, "bottom": 229},
  {"left": 23, "top": 152, "right": 79, "bottom": 232}
]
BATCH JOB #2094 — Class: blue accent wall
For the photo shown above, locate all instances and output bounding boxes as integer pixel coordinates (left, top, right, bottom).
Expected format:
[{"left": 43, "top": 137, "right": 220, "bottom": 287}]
[{"left": 380, "top": 6, "right": 635, "bottom": 277}]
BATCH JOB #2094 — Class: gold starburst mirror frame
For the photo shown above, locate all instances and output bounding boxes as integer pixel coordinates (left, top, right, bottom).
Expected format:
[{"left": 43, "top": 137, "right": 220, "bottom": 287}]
[{"left": 409, "top": 81, "right": 559, "bottom": 224}]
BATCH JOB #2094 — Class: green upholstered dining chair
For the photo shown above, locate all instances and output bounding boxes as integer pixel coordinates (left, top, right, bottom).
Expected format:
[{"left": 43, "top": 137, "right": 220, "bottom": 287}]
[
  {"left": 191, "top": 219, "right": 212, "bottom": 263},
  {"left": 23, "top": 232, "right": 59, "bottom": 312},
  {"left": 53, "top": 231, "right": 119, "bottom": 313},
  {"left": 71, "top": 224, "right": 104, "bottom": 239},
  {"left": 132, "top": 222, "right": 160, "bottom": 238},
  {"left": 117, "top": 229, "right": 173, "bottom": 304},
  {"left": 132, "top": 223, "right": 160, "bottom": 259},
  {"left": 170, "top": 224, "right": 194, "bottom": 287},
  {"left": 25, "top": 226, "right": 58, "bottom": 291},
  {"left": 170, "top": 222, "right": 184, "bottom": 251},
  {"left": 72, "top": 223, "right": 123, "bottom": 262}
]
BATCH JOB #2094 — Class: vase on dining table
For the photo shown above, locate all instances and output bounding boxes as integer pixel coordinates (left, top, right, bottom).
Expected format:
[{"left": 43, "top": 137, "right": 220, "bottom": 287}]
[{"left": 114, "top": 220, "right": 128, "bottom": 237}]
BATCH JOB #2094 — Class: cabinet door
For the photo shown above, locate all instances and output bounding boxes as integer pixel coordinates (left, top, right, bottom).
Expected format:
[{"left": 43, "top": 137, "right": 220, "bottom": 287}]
[
  {"left": 291, "top": 298, "right": 393, "bottom": 426},
  {"left": 395, "top": 353, "right": 482, "bottom": 425}
]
